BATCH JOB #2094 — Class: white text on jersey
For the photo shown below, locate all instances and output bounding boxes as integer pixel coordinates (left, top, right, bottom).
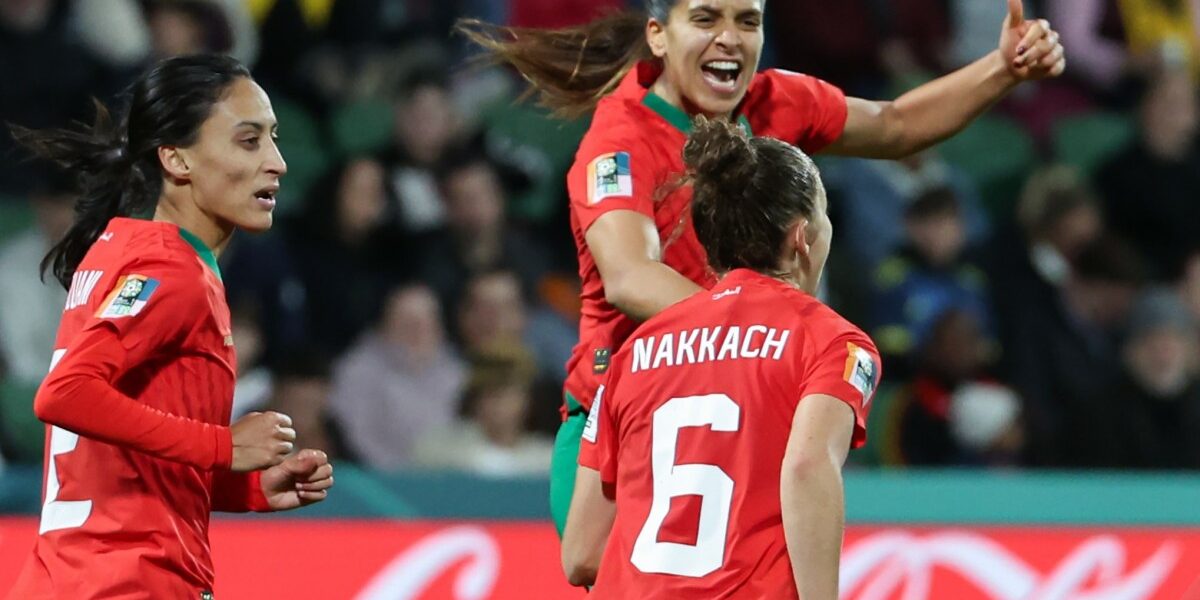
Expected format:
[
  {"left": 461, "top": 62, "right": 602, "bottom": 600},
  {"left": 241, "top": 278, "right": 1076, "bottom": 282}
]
[
  {"left": 64, "top": 270, "right": 104, "bottom": 311},
  {"left": 631, "top": 325, "right": 791, "bottom": 373}
]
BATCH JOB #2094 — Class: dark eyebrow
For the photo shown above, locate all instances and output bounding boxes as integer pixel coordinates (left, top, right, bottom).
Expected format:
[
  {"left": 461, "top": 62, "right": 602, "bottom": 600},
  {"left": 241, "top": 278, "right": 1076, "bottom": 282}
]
[
  {"left": 737, "top": 9, "right": 763, "bottom": 19},
  {"left": 235, "top": 121, "right": 279, "bottom": 133},
  {"left": 690, "top": 5, "right": 720, "bottom": 16}
]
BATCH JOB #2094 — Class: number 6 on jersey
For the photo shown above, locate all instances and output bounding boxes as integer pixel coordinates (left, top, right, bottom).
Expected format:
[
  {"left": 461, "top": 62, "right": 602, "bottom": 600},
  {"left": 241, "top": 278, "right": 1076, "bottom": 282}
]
[{"left": 631, "top": 393, "right": 740, "bottom": 577}]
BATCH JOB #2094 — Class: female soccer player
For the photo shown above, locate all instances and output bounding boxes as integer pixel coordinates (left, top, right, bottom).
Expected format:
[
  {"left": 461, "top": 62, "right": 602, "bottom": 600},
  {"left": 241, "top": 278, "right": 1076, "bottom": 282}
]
[
  {"left": 562, "top": 118, "right": 874, "bottom": 599},
  {"left": 7, "top": 55, "right": 334, "bottom": 599},
  {"left": 461, "top": 0, "right": 1065, "bottom": 533}
]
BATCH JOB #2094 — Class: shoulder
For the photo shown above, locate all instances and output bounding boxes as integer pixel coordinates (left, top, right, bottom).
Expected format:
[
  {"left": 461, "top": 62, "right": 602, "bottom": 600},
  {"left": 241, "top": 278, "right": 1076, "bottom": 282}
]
[{"left": 749, "top": 69, "right": 844, "bottom": 99}]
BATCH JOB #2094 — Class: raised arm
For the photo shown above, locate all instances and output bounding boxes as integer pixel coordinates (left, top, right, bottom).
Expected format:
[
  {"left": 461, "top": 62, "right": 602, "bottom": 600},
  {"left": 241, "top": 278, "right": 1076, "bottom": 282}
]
[
  {"left": 586, "top": 210, "right": 704, "bottom": 321},
  {"left": 825, "top": 0, "right": 1065, "bottom": 159},
  {"left": 780, "top": 394, "right": 856, "bottom": 600}
]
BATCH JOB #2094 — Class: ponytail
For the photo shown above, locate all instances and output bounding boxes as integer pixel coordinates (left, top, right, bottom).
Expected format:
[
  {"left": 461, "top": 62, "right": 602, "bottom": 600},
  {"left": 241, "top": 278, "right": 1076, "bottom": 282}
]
[
  {"left": 10, "top": 100, "right": 153, "bottom": 289},
  {"left": 456, "top": 11, "right": 653, "bottom": 118},
  {"left": 10, "top": 54, "right": 251, "bottom": 290}
]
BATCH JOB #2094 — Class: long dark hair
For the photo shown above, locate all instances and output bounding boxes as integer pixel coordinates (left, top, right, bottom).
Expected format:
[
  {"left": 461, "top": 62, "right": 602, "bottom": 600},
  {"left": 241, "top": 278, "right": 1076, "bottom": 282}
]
[
  {"left": 9, "top": 54, "right": 251, "bottom": 289},
  {"left": 683, "top": 117, "right": 822, "bottom": 273},
  {"left": 456, "top": 1, "right": 677, "bottom": 118}
]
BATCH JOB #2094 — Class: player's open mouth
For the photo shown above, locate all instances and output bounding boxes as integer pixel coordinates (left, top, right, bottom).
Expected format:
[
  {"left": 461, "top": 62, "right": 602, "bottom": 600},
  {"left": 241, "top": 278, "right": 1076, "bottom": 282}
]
[
  {"left": 701, "top": 60, "right": 742, "bottom": 95},
  {"left": 254, "top": 185, "right": 278, "bottom": 209}
]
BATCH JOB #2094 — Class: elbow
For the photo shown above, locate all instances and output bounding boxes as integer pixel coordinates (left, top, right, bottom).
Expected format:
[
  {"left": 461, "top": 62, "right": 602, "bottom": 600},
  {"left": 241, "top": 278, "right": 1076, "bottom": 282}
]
[
  {"left": 563, "top": 558, "right": 598, "bottom": 588},
  {"left": 561, "top": 535, "right": 600, "bottom": 587},
  {"left": 33, "top": 379, "right": 66, "bottom": 424},
  {"left": 33, "top": 374, "right": 85, "bottom": 426},
  {"left": 781, "top": 449, "right": 841, "bottom": 482},
  {"left": 603, "top": 274, "right": 638, "bottom": 313}
]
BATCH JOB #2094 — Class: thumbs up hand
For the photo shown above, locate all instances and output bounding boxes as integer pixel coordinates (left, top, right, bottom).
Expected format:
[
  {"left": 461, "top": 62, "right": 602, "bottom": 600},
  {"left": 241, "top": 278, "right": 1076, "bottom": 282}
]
[{"left": 999, "top": 0, "right": 1066, "bottom": 81}]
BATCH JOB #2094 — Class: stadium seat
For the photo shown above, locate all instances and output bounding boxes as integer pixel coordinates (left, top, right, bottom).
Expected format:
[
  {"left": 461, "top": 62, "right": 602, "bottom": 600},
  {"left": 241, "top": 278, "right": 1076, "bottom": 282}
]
[
  {"left": 0, "top": 379, "right": 44, "bottom": 463},
  {"left": 271, "top": 97, "right": 331, "bottom": 215},
  {"left": 938, "top": 115, "right": 1036, "bottom": 222},
  {"left": 1051, "top": 111, "right": 1136, "bottom": 177},
  {"left": 330, "top": 100, "right": 394, "bottom": 158},
  {"left": 482, "top": 101, "right": 590, "bottom": 223}
]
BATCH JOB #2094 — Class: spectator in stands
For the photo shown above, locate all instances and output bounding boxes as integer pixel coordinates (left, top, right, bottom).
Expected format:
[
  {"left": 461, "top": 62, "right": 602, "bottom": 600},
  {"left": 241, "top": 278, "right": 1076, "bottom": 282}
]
[
  {"left": 989, "top": 166, "right": 1105, "bottom": 366},
  {"left": 1005, "top": 238, "right": 1146, "bottom": 467},
  {"left": 823, "top": 149, "right": 989, "bottom": 276},
  {"left": 869, "top": 187, "right": 992, "bottom": 379},
  {"left": 1103, "top": 288, "right": 1200, "bottom": 469},
  {"left": 264, "top": 347, "right": 350, "bottom": 462},
  {"left": 288, "top": 157, "right": 405, "bottom": 355},
  {"left": 1048, "top": 0, "right": 1200, "bottom": 101},
  {"left": 419, "top": 150, "right": 549, "bottom": 313},
  {"left": 144, "top": 0, "right": 235, "bottom": 59},
  {"left": 0, "top": 0, "right": 121, "bottom": 195},
  {"left": 1179, "top": 249, "right": 1200, "bottom": 326},
  {"left": 328, "top": 285, "right": 464, "bottom": 470},
  {"left": 220, "top": 229, "right": 308, "bottom": 367},
  {"left": 1099, "top": 67, "right": 1200, "bottom": 280},
  {"left": 413, "top": 343, "right": 553, "bottom": 476},
  {"left": 0, "top": 179, "right": 73, "bottom": 385},
  {"left": 891, "top": 309, "right": 1022, "bottom": 467},
  {"left": 386, "top": 67, "right": 462, "bottom": 233}
]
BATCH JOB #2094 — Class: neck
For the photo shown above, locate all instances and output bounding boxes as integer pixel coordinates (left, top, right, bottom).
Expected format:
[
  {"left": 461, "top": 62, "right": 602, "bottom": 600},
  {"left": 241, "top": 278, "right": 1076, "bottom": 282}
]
[
  {"left": 649, "top": 77, "right": 730, "bottom": 120},
  {"left": 153, "top": 196, "right": 235, "bottom": 258}
]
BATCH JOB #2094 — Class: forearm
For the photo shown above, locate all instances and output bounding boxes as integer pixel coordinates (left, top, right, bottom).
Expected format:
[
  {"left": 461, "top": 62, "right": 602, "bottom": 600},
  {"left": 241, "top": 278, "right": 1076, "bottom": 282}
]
[
  {"left": 781, "top": 460, "right": 846, "bottom": 600},
  {"left": 607, "top": 261, "right": 703, "bottom": 322},
  {"left": 36, "top": 327, "right": 231, "bottom": 470},
  {"left": 882, "top": 51, "right": 1017, "bottom": 157}
]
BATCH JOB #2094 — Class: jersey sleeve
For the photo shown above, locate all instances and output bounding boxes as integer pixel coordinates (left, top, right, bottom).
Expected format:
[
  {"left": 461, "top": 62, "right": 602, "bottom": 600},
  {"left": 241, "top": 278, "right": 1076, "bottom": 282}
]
[
  {"left": 34, "top": 255, "right": 233, "bottom": 470},
  {"left": 211, "top": 469, "right": 271, "bottom": 512},
  {"left": 746, "top": 69, "right": 848, "bottom": 154},
  {"left": 568, "top": 133, "right": 659, "bottom": 235},
  {"left": 797, "top": 332, "right": 881, "bottom": 448},
  {"left": 578, "top": 382, "right": 618, "bottom": 485}
]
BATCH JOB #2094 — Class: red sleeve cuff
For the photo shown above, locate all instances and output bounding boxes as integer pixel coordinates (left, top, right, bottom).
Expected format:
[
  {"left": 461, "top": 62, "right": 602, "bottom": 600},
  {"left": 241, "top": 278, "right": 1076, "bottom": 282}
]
[
  {"left": 213, "top": 425, "right": 232, "bottom": 470},
  {"left": 211, "top": 469, "right": 272, "bottom": 513}
]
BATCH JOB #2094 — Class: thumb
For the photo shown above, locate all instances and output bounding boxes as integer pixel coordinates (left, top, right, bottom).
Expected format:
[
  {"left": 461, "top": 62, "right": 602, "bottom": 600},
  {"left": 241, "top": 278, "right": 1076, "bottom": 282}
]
[
  {"left": 1006, "top": 0, "right": 1024, "bottom": 26},
  {"left": 285, "top": 449, "right": 326, "bottom": 475}
]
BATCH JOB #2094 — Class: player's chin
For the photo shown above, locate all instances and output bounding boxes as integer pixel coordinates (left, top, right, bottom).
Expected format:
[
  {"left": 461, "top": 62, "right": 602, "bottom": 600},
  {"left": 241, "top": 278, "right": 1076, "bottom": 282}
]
[{"left": 235, "top": 211, "right": 274, "bottom": 233}]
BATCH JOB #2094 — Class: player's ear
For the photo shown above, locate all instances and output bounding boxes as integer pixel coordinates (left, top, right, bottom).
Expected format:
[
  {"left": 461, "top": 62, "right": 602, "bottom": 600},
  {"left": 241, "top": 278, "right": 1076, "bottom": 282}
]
[
  {"left": 647, "top": 18, "right": 668, "bottom": 58},
  {"left": 159, "top": 146, "right": 191, "bottom": 182},
  {"left": 791, "top": 218, "right": 813, "bottom": 259}
]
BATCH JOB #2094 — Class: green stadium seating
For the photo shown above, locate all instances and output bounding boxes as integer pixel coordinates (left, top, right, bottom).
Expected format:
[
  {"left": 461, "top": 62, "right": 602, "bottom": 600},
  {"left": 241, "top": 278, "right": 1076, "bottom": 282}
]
[
  {"left": 1051, "top": 111, "right": 1136, "bottom": 177},
  {"left": 0, "top": 379, "right": 44, "bottom": 463},
  {"left": 482, "top": 100, "right": 590, "bottom": 223},
  {"left": 330, "top": 100, "right": 394, "bottom": 158},
  {"left": 271, "top": 97, "right": 331, "bottom": 216},
  {"left": 938, "top": 115, "right": 1037, "bottom": 222}
]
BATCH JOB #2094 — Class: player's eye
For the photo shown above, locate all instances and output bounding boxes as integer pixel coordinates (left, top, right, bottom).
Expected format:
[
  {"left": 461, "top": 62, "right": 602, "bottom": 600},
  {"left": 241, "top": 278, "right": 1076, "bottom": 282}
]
[
  {"left": 241, "top": 137, "right": 260, "bottom": 149},
  {"left": 691, "top": 14, "right": 715, "bottom": 26},
  {"left": 740, "top": 16, "right": 761, "bottom": 29}
]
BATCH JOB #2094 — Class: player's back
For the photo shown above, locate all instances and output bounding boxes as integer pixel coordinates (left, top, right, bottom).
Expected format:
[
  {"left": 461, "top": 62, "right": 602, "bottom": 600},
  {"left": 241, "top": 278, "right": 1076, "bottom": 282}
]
[
  {"left": 11, "top": 217, "right": 237, "bottom": 599},
  {"left": 588, "top": 268, "right": 876, "bottom": 599}
]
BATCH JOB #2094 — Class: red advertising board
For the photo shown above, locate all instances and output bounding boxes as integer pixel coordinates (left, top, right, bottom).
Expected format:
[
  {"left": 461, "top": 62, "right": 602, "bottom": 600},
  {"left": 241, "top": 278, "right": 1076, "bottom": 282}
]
[{"left": 0, "top": 518, "right": 1197, "bottom": 599}]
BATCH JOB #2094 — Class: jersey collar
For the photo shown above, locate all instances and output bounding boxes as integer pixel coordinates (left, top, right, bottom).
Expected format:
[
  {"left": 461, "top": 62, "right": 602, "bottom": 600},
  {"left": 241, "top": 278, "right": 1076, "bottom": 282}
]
[
  {"left": 631, "top": 61, "right": 753, "bottom": 135},
  {"left": 177, "top": 226, "right": 222, "bottom": 281}
]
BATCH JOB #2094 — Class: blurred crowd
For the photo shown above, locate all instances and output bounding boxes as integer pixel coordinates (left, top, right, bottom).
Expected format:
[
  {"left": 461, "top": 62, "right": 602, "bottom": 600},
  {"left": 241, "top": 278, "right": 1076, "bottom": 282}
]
[{"left": 2, "top": 0, "right": 1200, "bottom": 474}]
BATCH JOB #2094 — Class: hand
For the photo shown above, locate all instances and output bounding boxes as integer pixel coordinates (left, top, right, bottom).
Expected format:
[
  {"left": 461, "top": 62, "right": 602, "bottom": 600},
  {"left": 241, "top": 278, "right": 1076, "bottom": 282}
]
[
  {"left": 230, "top": 411, "right": 295, "bottom": 472},
  {"left": 260, "top": 448, "right": 334, "bottom": 511},
  {"left": 998, "top": 0, "right": 1066, "bottom": 81}
]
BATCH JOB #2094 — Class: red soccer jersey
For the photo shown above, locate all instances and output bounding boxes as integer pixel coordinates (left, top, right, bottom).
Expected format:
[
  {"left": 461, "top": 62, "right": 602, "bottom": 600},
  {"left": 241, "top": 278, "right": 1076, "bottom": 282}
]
[
  {"left": 565, "top": 61, "right": 848, "bottom": 412},
  {"left": 8, "top": 218, "right": 268, "bottom": 600},
  {"left": 579, "top": 269, "right": 880, "bottom": 599}
]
